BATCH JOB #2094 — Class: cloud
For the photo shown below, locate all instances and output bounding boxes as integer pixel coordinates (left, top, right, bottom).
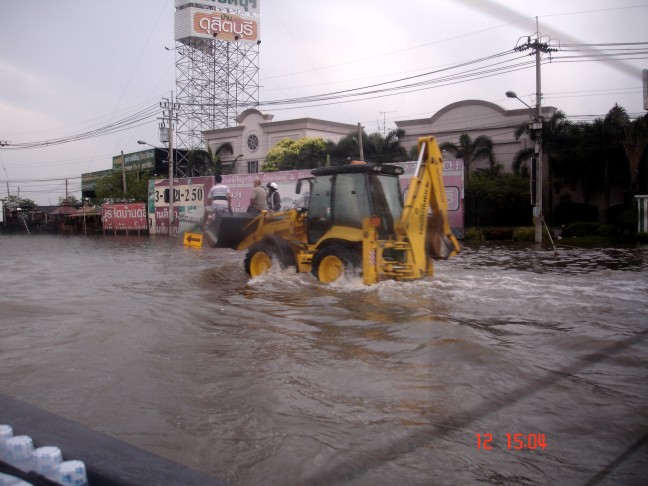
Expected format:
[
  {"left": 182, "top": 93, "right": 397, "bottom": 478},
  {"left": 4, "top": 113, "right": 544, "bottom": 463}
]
[{"left": 0, "top": 60, "right": 55, "bottom": 102}]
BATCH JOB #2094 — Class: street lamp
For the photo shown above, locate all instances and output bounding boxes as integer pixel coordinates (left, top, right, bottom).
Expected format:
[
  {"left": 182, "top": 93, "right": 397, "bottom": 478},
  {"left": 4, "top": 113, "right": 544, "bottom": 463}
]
[
  {"left": 506, "top": 91, "right": 533, "bottom": 110},
  {"left": 137, "top": 140, "right": 169, "bottom": 160},
  {"left": 506, "top": 90, "right": 543, "bottom": 243},
  {"left": 138, "top": 140, "right": 174, "bottom": 234}
]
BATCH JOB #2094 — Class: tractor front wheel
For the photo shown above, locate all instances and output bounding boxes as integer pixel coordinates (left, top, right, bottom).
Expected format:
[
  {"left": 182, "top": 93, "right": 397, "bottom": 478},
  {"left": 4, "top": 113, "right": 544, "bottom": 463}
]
[{"left": 244, "top": 239, "right": 295, "bottom": 278}]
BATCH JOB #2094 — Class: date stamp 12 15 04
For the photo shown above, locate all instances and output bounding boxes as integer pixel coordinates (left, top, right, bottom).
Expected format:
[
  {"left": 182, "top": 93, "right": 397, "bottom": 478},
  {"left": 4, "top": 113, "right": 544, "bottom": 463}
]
[{"left": 476, "top": 433, "right": 547, "bottom": 450}]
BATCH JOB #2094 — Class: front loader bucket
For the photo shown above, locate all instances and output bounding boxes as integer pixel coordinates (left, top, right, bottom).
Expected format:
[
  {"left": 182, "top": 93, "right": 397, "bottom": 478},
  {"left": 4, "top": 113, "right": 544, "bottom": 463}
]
[{"left": 203, "top": 212, "right": 257, "bottom": 249}]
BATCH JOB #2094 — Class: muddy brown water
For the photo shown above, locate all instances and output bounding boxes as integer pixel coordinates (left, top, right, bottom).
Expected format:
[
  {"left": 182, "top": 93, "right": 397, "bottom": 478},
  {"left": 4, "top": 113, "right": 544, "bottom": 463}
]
[{"left": 1, "top": 234, "right": 647, "bottom": 485}]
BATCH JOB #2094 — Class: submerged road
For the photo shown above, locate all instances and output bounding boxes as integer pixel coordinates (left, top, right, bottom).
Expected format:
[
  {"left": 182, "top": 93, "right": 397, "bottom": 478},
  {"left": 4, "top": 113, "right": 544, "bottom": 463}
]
[{"left": 1, "top": 235, "right": 647, "bottom": 485}]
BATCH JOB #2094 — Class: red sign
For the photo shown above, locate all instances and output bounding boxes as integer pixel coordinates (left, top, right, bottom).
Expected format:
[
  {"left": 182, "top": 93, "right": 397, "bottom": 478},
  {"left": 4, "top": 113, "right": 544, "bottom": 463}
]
[
  {"left": 102, "top": 203, "right": 148, "bottom": 231},
  {"left": 154, "top": 206, "right": 180, "bottom": 236}
]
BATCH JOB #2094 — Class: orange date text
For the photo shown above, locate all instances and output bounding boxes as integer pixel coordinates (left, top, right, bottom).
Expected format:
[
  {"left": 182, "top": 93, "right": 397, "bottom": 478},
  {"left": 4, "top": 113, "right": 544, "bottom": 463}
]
[{"left": 476, "top": 433, "right": 547, "bottom": 450}]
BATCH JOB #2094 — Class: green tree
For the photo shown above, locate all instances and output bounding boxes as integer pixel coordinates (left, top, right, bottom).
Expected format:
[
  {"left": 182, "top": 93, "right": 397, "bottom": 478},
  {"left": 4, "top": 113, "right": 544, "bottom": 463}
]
[
  {"left": 324, "top": 129, "right": 408, "bottom": 165},
  {"left": 94, "top": 170, "right": 149, "bottom": 203},
  {"left": 186, "top": 142, "right": 234, "bottom": 176},
  {"left": 465, "top": 169, "right": 530, "bottom": 227},
  {"left": 327, "top": 132, "right": 361, "bottom": 165},
  {"left": 363, "top": 128, "right": 408, "bottom": 163},
  {"left": 511, "top": 110, "right": 572, "bottom": 176},
  {"left": 1, "top": 194, "right": 36, "bottom": 208},
  {"left": 619, "top": 111, "right": 648, "bottom": 194},
  {"left": 262, "top": 137, "right": 328, "bottom": 171},
  {"left": 59, "top": 195, "right": 80, "bottom": 206},
  {"left": 440, "top": 133, "right": 494, "bottom": 183}
]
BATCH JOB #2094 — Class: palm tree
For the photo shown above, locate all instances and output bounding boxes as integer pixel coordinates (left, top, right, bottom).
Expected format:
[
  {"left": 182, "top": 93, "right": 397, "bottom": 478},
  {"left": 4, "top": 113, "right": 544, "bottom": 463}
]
[
  {"left": 511, "top": 110, "right": 571, "bottom": 176},
  {"left": 188, "top": 142, "right": 234, "bottom": 176},
  {"left": 511, "top": 110, "right": 574, "bottom": 223},
  {"left": 325, "top": 129, "right": 407, "bottom": 165},
  {"left": 364, "top": 128, "right": 408, "bottom": 163},
  {"left": 439, "top": 133, "right": 495, "bottom": 183},
  {"left": 617, "top": 109, "right": 648, "bottom": 195}
]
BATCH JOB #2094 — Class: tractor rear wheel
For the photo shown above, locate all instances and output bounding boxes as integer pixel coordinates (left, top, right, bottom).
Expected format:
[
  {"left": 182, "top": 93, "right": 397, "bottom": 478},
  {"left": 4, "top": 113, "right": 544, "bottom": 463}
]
[{"left": 311, "top": 245, "right": 361, "bottom": 283}]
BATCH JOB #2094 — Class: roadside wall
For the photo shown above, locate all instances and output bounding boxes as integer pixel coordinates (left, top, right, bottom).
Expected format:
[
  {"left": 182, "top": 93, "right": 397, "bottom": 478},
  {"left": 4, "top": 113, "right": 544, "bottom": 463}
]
[{"left": 148, "top": 163, "right": 464, "bottom": 237}]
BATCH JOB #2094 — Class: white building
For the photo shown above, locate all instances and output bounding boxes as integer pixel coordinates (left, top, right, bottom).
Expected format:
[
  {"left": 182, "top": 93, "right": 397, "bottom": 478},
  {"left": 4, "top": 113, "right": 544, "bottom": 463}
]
[
  {"left": 202, "top": 100, "right": 629, "bottom": 224},
  {"left": 203, "top": 108, "right": 359, "bottom": 174},
  {"left": 203, "top": 101, "right": 557, "bottom": 175}
]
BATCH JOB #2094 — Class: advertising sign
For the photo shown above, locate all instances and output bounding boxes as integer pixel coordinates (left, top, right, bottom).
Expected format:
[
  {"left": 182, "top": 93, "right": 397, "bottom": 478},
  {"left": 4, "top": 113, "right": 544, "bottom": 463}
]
[
  {"left": 102, "top": 203, "right": 148, "bottom": 231},
  {"left": 149, "top": 177, "right": 212, "bottom": 236},
  {"left": 175, "top": 0, "right": 260, "bottom": 15},
  {"left": 394, "top": 159, "right": 464, "bottom": 236},
  {"left": 112, "top": 149, "right": 156, "bottom": 171},
  {"left": 175, "top": 7, "right": 260, "bottom": 43}
]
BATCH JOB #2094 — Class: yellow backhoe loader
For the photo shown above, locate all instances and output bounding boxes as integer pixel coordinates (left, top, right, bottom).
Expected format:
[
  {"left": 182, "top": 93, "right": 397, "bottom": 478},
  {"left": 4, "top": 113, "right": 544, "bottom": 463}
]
[{"left": 212, "top": 135, "right": 460, "bottom": 285}]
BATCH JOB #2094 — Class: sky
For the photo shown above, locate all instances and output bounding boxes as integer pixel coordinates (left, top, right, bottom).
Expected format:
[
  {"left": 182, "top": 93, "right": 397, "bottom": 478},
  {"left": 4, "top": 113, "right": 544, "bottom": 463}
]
[{"left": 0, "top": 0, "right": 646, "bottom": 206}]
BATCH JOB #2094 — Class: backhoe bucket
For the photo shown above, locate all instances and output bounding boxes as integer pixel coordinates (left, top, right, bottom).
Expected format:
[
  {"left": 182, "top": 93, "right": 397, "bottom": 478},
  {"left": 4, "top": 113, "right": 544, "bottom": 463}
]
[{"left": 427, "top": 214, "right": 460, "bottom": 259}]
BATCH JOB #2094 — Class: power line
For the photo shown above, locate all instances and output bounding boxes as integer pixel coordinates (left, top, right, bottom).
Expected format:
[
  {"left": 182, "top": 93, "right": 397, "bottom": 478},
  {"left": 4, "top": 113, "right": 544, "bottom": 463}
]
[
  {"left": 0, "top": 104, "right": 161, "bottom": 151},
  {"left": 1, "top": 44, "right": 644, "bottom": 157}
]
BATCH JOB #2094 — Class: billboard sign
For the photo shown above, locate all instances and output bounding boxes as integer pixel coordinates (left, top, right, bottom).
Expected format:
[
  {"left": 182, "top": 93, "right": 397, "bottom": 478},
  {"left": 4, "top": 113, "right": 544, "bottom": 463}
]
[
  {"left": 102, "top": 203, "right": 148, "bottom": 231},
  {"left": 175, "top": 0, "right": 260, "bottom": 15},
  {"left": 112, "top": 149, "right": 156, "bottom": 171},
  {"left": 81, "top": 168, "right": 113, "bottom": 192},
  {"left": 175, "top": 7, "right": 259, "bottom": 43},
  {"left": 394, "top": 159, "right": 464, "bottom": 236},
  {"left": 149, "top": 177, "right": 212, "bottom": 236}
]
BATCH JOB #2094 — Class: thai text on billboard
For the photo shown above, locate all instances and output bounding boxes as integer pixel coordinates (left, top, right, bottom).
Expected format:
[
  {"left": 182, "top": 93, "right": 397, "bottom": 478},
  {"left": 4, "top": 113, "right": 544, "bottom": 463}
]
[
  {"left": 175, "top": 0, "right": 260, "bottom": 15},
  {"left": 102, "top": 203, "right": 148, "bottom": 231},
  {"left": 175, "top": 7, "right": 259, "bottom": 43},
  {"left": 149, "top": 177, "right": 212, "bottom": 236}
]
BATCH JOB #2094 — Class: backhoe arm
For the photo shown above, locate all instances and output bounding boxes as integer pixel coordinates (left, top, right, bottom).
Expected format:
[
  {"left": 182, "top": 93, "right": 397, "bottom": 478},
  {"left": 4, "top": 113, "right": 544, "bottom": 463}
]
[{"left": 396, "top": 136, "right": 460, "bottom": 266}]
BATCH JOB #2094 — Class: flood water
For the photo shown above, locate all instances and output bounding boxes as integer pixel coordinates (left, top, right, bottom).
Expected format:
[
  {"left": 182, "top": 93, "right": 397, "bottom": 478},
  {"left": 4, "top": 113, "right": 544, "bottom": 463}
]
[{"left": 1, "top": 234, "right": 647, "bottom": 485}]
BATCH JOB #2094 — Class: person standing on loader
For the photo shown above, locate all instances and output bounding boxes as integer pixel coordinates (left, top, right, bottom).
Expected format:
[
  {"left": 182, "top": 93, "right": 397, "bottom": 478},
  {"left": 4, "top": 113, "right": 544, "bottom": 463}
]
[
  {"left": 202, "top": 174, "right": 232, "bottom": 226},
  {"left": 266, "top": 182, "right": 281, "bottom": 211},
  {"left": 249, "top": 178, "right": 268, "bottom": 213},
  {"left": 208, "top": 175, "right": 232, "bottom": 212}
]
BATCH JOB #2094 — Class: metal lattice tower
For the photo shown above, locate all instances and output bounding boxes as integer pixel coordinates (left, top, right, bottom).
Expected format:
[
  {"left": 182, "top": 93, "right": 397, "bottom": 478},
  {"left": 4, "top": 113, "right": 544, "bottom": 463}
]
[{"left": 173, "top": 2, "right": 260, "bottom": 176}]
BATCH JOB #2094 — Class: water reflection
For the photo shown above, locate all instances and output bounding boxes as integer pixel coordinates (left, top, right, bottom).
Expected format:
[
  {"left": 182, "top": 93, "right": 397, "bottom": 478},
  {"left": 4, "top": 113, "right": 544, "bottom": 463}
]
[{"left": 456, "top": 242, "right": 648, "bottom": 274}]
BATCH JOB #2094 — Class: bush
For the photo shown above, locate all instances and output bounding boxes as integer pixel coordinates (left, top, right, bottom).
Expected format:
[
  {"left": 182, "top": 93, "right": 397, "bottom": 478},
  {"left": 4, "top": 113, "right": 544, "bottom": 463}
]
[
  {"left": 598, "top": 224, "right": 618, "bottom": 237},
  {"left": 563, "top": 222, "right": 600, "bottom": 237},
  {"left": 512, "top": 227, "right": 535, "bottom": 241},
  {"left": 465, "top": 172, "right": 531, "bottom": 227},
  {"left": 482, "top": 227, "right": 514, "bottom": 240},
  {"left": 463, "top": 227, "right": 484, "bottom": 241}
]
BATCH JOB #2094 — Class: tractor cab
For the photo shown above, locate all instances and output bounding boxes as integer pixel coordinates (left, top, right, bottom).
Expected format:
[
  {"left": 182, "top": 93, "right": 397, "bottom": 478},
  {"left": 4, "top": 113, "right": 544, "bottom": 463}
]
[{"left": 296, "top": 164, "right": 405, "bottom": 244}]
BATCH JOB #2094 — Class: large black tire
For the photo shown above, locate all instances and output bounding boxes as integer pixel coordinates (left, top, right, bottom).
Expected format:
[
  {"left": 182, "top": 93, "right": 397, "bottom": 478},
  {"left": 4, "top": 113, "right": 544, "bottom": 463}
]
[
  {"left": 244, "top": 238, "right": 295, "bottom": 277},
  {"left": 311, "top": 244, "right": 362, "bottom": 283}
]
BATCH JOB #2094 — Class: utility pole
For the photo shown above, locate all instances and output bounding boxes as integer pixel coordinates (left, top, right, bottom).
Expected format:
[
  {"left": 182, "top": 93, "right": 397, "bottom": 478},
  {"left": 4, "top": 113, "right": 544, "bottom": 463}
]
[
  {"left": 161, "top": 94, "right": 179, "bottom": 236},
  {"left": 357, "top": 123, "right": 364, "bottom": 161},
  {"left": 378, "top": 111, "right": 396, "bottom": 137},
  {"left": 514, "top": 21, "right": 557, "bottom": 244},
  {"left": 121, "top": 150, "right": 127, "bottom": 195}
]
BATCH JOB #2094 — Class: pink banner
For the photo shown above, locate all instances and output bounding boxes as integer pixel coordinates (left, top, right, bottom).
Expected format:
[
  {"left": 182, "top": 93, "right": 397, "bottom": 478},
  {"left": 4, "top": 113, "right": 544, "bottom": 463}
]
[
  {"left": 102, "top": 203, "right": 148, "bottom": 231},
  {"left": 154, "top": 206, "right": 180, "bottom": 236}
]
